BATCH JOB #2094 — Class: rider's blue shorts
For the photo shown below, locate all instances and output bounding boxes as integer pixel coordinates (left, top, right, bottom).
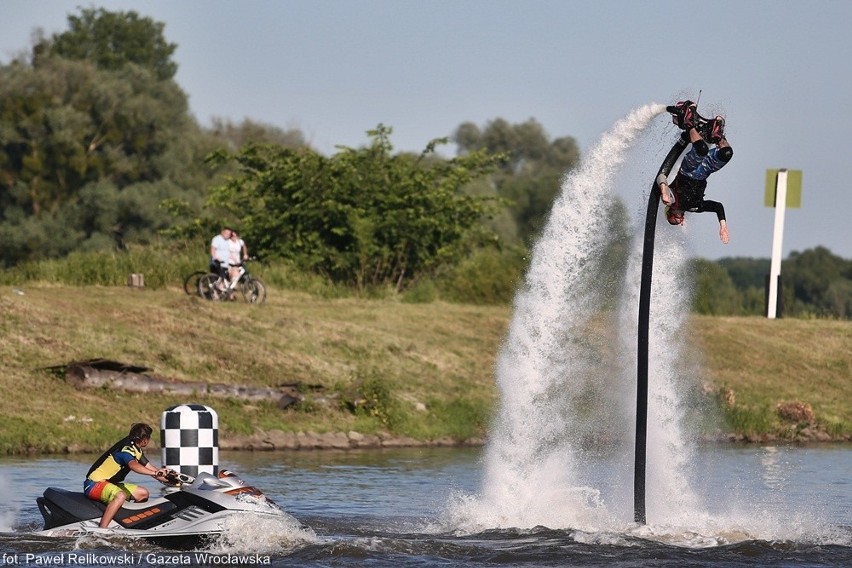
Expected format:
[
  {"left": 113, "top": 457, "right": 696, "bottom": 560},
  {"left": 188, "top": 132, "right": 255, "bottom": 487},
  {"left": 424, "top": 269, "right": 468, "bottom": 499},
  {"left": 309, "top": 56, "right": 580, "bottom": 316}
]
[{"left": 679, "top": 145, "right": 729, "bottom": 181}]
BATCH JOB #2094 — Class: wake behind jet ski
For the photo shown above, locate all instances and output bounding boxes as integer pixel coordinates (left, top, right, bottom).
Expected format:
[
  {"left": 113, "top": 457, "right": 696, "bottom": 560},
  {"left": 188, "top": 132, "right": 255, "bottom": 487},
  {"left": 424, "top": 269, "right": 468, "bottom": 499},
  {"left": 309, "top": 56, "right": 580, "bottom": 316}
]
[{"left": 36, "top": 469, "right": 286, "bottom": 549}]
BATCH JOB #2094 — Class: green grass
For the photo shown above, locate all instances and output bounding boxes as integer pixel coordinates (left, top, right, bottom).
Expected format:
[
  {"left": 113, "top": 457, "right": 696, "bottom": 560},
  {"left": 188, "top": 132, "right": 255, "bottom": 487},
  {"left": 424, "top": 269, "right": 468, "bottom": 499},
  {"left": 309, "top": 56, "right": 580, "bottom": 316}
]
[
  {"left": 0, "top": 282, "right": 849, "bottom": 454},
  {"left": 693, "top": 315, "right": 852, "bottom": 440},
  {"left": 0, "top": 284, "right": 506, "bottom": 454}
]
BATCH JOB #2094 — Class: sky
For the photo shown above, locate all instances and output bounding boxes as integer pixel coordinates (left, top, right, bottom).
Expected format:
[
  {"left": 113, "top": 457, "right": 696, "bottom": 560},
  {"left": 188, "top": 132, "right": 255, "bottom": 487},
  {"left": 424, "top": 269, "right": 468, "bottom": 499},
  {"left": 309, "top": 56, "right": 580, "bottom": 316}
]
[{"left": 2, "top": 0, "right": 850, "bottom": 261}]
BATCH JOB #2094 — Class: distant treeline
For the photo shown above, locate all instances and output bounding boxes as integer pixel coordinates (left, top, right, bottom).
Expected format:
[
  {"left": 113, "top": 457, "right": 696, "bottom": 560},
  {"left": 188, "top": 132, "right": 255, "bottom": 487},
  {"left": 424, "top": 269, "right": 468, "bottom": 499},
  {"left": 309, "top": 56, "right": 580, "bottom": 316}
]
[
  {"left": 1, "top": 8, "right": 850, "bottom": 318},
  {"left": 691, "top": 247, "right": 852, "bottom": 319}
]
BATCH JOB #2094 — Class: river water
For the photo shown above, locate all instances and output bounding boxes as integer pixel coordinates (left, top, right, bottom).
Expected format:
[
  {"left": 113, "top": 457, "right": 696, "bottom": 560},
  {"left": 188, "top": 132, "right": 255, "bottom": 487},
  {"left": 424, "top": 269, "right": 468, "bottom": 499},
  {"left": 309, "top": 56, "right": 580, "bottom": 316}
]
[{"left": 1, "top": 445, "right": 850, "bottom": 567}]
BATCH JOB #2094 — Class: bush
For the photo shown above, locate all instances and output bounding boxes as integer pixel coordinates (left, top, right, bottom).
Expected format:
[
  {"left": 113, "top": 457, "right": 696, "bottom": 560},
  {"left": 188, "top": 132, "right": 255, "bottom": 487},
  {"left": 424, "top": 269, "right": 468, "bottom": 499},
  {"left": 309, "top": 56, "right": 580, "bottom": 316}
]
[
  {"left": 0, "top": 242, "right": 207, "bottom": 289},
  {"left": 401, "top": 279, "right": 439, "bottom": 304},
  {"left": 433, "top": 246, "right": 527, "bottom": 305},
  {"left": 0, "top": 240, "right": 530, "bottom": 307},
  {"left": 337, "top": 372, "right": 404, "bottom": 429},
  {"left": 425, "top": 398, "right": 490, "bottom": 440},
  {"left": 719, "top": 403, "right": 775, "bottom": 436},
  {"left": 259, "top": 259, "right": 350, "bottom": 299},
  {"left": 205, "top": 129, "right": 504, "bottom": 290}
]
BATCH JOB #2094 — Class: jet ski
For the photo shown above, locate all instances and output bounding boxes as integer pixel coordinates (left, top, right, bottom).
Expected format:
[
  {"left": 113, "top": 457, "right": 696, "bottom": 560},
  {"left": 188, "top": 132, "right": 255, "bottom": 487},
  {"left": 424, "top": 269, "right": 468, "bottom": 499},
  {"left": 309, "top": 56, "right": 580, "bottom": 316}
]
[{"left": 36, "top": 469, "right": 284, "bottom": 548}]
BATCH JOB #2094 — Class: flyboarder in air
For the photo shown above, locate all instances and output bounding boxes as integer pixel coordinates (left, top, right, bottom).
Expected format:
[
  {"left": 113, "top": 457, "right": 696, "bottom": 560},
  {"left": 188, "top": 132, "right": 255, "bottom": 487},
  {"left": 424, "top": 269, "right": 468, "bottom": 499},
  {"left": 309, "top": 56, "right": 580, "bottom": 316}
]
[{"left": 657, "top": 101, "right": 733, "bottom": 244}]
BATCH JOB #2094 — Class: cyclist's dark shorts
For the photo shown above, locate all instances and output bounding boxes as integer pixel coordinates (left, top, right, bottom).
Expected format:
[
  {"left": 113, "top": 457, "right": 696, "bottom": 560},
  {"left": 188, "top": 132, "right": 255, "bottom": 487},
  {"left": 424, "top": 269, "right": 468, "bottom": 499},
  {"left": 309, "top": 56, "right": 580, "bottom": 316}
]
[{"left": 210, "top": 260, "right": 228, "bottom": 278}]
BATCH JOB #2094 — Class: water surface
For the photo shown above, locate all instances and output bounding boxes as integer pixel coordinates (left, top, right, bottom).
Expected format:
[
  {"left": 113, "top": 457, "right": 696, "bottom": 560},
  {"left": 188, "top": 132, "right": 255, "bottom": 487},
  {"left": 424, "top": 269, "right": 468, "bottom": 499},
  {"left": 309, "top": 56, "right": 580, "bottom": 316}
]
[{"left": 1, "top": 445, "right": 850, "bottom": 566}]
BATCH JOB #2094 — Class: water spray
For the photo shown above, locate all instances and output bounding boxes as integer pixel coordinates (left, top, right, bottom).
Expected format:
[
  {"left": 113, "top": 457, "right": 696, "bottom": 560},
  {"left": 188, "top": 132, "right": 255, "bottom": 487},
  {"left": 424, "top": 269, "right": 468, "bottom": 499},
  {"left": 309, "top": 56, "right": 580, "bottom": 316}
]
[
  {"left": 633, "top": 135, "right": 689, "bottom": 524},
  {"left": 455, "top": 104, "right": 667, "bottom": 530}
]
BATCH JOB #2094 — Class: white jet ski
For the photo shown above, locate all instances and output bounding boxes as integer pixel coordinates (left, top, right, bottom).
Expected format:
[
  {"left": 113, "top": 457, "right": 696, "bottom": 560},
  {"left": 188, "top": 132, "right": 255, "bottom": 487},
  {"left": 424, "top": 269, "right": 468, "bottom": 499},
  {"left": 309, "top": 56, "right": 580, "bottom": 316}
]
[{"left": 36, "top": 469, "right": 285, "bottom": 548}]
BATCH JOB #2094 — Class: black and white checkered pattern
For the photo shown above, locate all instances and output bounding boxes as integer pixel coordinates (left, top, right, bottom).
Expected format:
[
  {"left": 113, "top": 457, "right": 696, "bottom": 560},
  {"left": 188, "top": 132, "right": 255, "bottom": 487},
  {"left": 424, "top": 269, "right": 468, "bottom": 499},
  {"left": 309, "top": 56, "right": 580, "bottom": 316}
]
[{"left": 160, "top": 404, "right": 219, "bottom": 477}]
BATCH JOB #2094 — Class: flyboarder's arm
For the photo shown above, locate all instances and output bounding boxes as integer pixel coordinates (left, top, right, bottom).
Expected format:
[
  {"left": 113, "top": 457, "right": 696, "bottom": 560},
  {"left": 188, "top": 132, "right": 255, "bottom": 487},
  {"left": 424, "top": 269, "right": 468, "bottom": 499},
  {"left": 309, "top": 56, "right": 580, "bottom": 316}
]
[
  {"left": 656, "top": 174, "right": 674, "bottom": 206},
  {"left": 692, "top": 199, "right": 729, "bottom": 244}
]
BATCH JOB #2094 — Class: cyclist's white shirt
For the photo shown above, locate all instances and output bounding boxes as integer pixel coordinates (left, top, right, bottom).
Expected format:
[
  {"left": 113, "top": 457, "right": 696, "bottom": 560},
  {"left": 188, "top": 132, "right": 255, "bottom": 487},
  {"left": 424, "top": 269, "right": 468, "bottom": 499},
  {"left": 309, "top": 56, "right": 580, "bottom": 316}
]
[{"left": 211, "top": 234, "right": 231, "bottom": 264}]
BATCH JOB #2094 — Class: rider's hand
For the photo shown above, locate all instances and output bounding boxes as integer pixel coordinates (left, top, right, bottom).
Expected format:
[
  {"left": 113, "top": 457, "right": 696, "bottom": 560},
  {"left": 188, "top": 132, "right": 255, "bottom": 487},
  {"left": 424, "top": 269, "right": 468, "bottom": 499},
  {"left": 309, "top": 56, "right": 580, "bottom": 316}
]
[{"left": 719, "top": 222, "right": 730, "bottom": 244}]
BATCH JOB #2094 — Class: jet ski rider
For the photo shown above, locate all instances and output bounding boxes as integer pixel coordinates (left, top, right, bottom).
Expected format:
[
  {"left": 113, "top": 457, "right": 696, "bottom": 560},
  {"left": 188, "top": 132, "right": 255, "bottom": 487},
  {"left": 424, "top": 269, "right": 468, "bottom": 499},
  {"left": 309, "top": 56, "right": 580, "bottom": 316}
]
[{"left": 83, "top": 423, "right": 169, "bottom": 528}]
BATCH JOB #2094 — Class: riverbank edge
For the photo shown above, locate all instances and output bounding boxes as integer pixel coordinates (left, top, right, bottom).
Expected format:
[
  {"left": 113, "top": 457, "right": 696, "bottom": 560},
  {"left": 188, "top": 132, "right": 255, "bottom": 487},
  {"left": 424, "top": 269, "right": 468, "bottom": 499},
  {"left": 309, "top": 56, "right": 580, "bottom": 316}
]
[
  {"left": 16, "top": 428, "right": 852, "bottom": 456},
  {"left": 29, "top": 431, "right": 486, "bottom": 456}
]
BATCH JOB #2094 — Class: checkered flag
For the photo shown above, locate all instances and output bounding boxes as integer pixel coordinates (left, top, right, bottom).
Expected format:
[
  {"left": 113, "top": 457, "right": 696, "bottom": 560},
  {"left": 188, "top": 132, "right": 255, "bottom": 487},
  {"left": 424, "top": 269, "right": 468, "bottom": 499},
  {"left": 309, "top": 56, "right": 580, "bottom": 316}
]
[{"left": 160, "top": 404, "right": 219, "bottom": 477}]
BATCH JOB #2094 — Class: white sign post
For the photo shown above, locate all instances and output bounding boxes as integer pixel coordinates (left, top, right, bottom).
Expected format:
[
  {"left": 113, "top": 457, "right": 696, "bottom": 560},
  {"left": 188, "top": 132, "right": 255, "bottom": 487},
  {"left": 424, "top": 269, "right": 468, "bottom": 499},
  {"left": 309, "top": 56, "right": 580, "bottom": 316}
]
[
  {"left": 766, "top": 171, "right": 787, "bottom": 319},
  {"left": 764, "top": 169, "right": 802, "bottom": 319}
]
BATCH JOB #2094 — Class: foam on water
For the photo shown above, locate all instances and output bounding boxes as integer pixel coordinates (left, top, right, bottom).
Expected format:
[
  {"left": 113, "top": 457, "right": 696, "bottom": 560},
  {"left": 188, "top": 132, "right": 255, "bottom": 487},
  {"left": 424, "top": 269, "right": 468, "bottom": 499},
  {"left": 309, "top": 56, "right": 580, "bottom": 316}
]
[
  {"left": 206, "top": 510, "right": 320, "bottom": 554},
  {"left": 0, "top": 476, "right": 18, "bottom": 532}
]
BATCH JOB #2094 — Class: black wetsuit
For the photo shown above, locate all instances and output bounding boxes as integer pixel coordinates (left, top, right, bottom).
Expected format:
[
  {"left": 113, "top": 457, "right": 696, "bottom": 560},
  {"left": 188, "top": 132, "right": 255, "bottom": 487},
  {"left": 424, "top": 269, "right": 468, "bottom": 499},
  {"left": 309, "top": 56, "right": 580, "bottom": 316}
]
[
  {"left": 670, "top": 140, "right": 732, "bottom": 222},
  {"left": 670, "top": 175, "right": 726, "bottom": 222}
]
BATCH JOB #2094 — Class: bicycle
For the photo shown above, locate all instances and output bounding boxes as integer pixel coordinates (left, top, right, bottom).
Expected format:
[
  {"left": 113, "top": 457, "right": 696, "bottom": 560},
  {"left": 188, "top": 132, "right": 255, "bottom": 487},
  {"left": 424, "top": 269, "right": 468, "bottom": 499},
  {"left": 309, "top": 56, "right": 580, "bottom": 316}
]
[
  {"left": 183, "top": 270, "right": 208, "bottom": 295},
  {"left": 197, "top": 259, "right": 266, "bottom": 304}
]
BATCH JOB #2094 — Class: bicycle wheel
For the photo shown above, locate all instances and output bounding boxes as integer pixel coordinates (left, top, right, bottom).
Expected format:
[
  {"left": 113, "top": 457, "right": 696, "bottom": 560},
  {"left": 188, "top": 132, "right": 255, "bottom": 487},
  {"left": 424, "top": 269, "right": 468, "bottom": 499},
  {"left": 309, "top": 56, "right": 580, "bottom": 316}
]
[
  {"left": 240, "top": 276, "right": 266, "bottom": 304},
  {"left": 197, "top": 274, "right": 221, "bottom": 300},
  {"left": 183, "top": 270, "right": 207, "bottom": 295}
]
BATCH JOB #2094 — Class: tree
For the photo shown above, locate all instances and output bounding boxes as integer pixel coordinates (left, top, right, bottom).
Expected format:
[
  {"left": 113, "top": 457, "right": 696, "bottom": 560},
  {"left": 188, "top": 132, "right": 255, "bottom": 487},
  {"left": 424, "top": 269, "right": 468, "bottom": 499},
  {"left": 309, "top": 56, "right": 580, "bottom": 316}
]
[
  {"left": 715, "top": 256, "right": 771, "bottom": 315},
  {"left": 706, "top": 249, "right": 852, "bottom": 318},
  {"left": 690, "top": 258, "right": 741, "bottom": 315},
  {"left": 0, "top": 7, "right": 214, "bottom": 266},
  {"left": 784, "top": 246, "right": 852, "bottom": 317},
  {"left": 0, "top": 57, "right": 192, "bottom": 203},
  {"left": 204, "top": 125, "right": 504, "bottom": 290},
  {"left": 453, "top": 117, "right": 579, "bottom": 243},
  {"left": 208, "top": 117, "right": 308, "bottom": 153},
  {"left": 36, "top": 7, "right": 178, "bottom": 81},
  {"left": 717, "top": 257, "right": 771, "bottom": 290}
]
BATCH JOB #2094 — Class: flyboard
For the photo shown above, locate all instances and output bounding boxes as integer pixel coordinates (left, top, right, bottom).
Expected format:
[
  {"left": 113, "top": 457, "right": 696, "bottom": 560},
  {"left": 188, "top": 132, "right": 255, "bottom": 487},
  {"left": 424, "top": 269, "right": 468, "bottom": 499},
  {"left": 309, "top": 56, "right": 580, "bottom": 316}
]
[{"left": 633, "top": 100, "right": 715, "bottom": 524}]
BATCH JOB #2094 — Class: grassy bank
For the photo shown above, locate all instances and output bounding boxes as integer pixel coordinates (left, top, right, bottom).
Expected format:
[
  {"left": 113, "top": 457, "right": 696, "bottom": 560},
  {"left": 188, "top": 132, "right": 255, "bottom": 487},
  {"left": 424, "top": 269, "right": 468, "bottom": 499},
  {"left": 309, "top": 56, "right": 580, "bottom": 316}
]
[
  {"left": 1, "top": 284, "right": 849, "bottom": 454},
  {"left": 694, "top": 316, "right": 851, "bottom": 440},
  {"left": 0, "top": 284, "right": 505, "bottom": 454}
]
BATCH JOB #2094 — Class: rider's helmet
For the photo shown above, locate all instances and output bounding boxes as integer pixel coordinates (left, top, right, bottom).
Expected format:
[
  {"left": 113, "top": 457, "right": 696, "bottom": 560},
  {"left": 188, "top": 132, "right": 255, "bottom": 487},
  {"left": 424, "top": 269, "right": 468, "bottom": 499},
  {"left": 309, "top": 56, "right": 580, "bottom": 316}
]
[{"left": 666, "top": 206, "right": 685, "bottom": 226}]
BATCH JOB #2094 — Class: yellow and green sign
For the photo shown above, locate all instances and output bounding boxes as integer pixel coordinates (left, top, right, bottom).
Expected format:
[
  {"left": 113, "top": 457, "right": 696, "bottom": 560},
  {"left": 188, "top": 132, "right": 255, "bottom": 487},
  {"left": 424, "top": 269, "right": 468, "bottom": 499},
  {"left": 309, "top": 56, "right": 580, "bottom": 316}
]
[{"left": 764, "top": 169, "right": 802, "bottom": 208}]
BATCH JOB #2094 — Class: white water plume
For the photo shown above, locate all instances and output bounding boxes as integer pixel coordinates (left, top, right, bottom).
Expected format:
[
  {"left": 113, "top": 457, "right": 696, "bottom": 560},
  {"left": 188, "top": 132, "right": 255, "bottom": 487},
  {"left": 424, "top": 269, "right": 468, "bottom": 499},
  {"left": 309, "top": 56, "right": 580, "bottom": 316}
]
[
  {"left": 617, "top": 223, "right": 701, "bottom": 523},
  {"left": 446, "top": 104, "right": 667, "bottom": 531},
  {"left": 0, "top": 476, "right": 18, "bottom": 531}
]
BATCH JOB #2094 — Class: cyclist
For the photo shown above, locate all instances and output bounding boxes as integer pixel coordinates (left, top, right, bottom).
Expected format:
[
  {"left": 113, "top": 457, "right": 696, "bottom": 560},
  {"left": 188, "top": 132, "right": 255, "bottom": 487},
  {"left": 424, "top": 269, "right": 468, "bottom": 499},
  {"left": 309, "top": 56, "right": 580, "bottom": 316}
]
[
  {"left": 210, "top": 227, "right": 232, "bottom": 284},
  {"left": 228, "top": 231, "right": 248, "bottom": 281}
]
